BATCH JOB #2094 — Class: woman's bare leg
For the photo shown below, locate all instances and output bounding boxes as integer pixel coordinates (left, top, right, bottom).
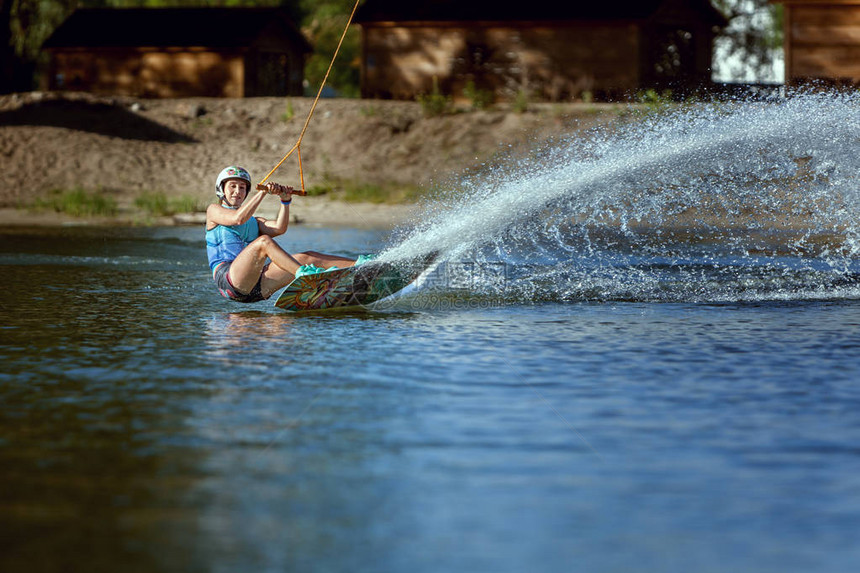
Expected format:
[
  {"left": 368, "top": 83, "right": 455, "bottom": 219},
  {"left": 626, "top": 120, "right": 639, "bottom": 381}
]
[
  {"left": 228, "top": 235, "right": 301, "bottom": 294},
  {"left": 294, "top": 250, "right": 357, "bottom": 269},
  {"left": 260, "top": 251, "right": 359, "bottom": 298},
  {"left": 260, "top": 264, "right": 297, "bottom": 299}
]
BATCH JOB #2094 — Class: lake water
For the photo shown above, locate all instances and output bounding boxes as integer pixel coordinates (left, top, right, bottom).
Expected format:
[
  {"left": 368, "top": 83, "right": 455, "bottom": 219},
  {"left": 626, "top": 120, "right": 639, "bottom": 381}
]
[
  {"left": 2, "top": 223, "right": 859, "bottom": 573},
  {"left": 3, "top": 94, "right": 860, "bottom": 572}
]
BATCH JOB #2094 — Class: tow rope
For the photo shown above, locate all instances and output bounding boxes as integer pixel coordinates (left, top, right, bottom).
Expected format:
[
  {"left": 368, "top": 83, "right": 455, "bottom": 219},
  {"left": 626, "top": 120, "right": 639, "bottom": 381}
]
[{"left": 256, "top": 0, "right": 362, "bottom": 196}]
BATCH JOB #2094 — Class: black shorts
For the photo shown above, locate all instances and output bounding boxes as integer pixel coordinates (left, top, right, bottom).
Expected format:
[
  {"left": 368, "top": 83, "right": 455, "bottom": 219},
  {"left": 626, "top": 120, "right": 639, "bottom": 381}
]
[{"left": 213, "top": 263, "right": 266, "bottom": 303}]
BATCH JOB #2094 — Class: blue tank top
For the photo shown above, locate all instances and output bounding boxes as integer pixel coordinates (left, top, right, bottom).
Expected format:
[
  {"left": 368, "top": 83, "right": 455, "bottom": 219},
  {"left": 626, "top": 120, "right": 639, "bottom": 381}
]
[{"left": 205, "top": 217, "right": 260, "bottom": 274}]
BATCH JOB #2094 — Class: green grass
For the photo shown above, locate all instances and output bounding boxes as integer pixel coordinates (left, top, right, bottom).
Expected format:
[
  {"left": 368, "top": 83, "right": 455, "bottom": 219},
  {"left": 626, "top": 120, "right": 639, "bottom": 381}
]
[
  {"left": 134, "top": 192, "right": 204, "bottom": 217},
  {"left": 305, "top": 182, "right": 337, "bottom": 197},
  {"left": 30, "top": 187, "right": 118, "bottom": 217},
  {"left": 342, "top": 182, "right": 390, "bottom": 203}
]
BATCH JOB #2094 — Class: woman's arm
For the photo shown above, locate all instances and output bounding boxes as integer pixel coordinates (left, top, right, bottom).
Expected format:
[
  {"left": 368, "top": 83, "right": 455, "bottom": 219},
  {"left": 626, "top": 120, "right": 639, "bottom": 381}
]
[
  {"left": 258, "top": 183, "right": 294, "bottom": 237},
  {"left": 206, "top": 188, "right": 268, "bottom": 229}
]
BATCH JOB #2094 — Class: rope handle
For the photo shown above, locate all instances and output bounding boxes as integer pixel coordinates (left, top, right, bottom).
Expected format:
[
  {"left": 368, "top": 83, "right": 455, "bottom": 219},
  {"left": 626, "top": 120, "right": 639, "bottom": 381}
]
[{"left": 256, "top": 183, "right": 307, "bottom": 196}]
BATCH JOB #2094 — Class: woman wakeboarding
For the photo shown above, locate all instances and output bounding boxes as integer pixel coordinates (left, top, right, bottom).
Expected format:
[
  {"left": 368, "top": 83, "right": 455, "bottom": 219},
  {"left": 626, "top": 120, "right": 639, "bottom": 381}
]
[{"left": 205, "top": 165, "right": 372, "bottom": 303}]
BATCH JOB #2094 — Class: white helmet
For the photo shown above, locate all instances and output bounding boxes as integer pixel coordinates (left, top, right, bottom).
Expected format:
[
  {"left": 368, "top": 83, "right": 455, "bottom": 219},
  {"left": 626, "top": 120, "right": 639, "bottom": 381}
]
[{"left": 215, "top": 166, "right": 252, "bottom": 200}]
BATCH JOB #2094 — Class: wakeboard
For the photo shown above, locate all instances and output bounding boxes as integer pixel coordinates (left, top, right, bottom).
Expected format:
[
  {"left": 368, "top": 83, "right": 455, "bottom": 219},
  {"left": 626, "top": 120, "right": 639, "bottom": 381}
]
[{"left": 274, "top": 253, "right": 438, "bottom": 313}]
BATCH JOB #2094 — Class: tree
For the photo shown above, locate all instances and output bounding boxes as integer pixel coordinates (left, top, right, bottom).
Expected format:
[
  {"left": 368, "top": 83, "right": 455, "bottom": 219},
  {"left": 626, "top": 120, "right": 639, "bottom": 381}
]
[
  {"left": 712, "top": 0, "right": 784, "bottom": 83},
  {"left": 3, "top": 1, "right": 81, "bottom": 91},
  {"left": 2, "top": 0, "right": 358, "bottom": 94},
  {"left": 299, "top": 0, "right": 360, "bottom": 97}
]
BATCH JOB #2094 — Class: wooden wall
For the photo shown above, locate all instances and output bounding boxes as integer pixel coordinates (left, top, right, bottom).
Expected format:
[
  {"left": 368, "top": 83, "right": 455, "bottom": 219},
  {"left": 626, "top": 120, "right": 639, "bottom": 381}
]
[
  {"left": 361, "top": 23, "right": 641, "bottom": 101},
  {"left": 48, "top": 48, "right": 245, "bottom": 97},
  {"left": 781, "top": 0, "right": 860, "bottom": 85}
]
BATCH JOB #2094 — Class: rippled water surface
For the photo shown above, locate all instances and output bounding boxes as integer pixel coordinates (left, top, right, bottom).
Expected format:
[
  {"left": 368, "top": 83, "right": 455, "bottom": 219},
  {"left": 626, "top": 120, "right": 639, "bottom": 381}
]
[
  {"left": 4, "top": 95, "right": 860, "bottom": 572},
  {"left": 2, "top": 224, "right": 858, "bottom": 573}
]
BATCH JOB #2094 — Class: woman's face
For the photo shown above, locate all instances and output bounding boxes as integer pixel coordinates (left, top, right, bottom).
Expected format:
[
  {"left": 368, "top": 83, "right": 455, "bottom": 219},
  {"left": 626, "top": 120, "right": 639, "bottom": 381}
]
[{"left": 223, "top": 178, "right": 248, "bottom": 206}]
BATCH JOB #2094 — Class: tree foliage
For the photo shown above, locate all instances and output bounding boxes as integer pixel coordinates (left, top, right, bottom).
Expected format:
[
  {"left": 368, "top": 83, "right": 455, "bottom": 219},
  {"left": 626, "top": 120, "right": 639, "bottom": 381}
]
[
  {"left": 2, "top": 0, "right": 360, "bottom": 93},
  {"left": 712, "top": 0, "right": 784, "bottom": 82},
  {"left": 10, "top": 0, "right": 76, "bottom": 62},
  {"left": 298, "top": 0, "right": 360, "bottom": 97}
]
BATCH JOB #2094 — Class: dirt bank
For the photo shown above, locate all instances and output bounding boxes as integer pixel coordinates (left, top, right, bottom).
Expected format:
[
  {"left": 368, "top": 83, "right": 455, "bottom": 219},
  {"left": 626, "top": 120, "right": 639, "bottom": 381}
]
[{"left": 0, "top": 91, "right": 631, "bottom": 228}]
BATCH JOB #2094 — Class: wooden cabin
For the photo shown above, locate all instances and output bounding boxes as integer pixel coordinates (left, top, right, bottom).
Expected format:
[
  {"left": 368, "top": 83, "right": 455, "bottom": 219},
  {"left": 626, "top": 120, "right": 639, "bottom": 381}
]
[
  {"left": 354, "top": 0, "right": 727, "bottom": 102},
  {"left": 42, "top": 8, "right": 311, "bottom": 98},
  {"left": 775, "top": 0, "right": 860, "bottom": 87}
]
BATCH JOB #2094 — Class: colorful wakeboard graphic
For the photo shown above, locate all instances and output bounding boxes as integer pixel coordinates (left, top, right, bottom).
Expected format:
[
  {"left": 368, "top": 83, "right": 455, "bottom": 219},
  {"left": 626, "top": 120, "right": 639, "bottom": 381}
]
[{"left": 274, "top": 253, "right": 437, "bottom": 312}]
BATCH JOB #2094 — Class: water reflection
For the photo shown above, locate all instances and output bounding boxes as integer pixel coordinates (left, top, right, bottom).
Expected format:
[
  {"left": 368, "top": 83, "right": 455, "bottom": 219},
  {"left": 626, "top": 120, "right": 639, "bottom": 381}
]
[{"left": 204, "top": 311, "right": 297, "bottom": 346}]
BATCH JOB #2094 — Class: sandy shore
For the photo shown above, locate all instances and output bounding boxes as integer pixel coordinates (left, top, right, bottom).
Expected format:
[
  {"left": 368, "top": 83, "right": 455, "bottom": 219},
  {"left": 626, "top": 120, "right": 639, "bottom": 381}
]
[{"left": 0, "top": 92, "right": 628, "bottom": 229}]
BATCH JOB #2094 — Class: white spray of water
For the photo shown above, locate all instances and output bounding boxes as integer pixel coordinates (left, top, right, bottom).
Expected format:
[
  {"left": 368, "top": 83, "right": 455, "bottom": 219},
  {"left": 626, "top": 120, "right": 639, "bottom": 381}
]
[{"left": 379, "top": 93, "right": 860, "bottom": 303}]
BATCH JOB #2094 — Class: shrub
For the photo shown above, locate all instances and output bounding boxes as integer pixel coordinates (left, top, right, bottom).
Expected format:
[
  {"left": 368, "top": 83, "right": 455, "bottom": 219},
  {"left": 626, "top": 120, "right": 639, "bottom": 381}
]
[
  {"left": 281, "top": 100, "right": 295, "bottom": 122},
  {"left": 417, "top": 77, "right": 452, "bottom": 117},
  {"left": 513, "top": 88, "right": 530, "bottom": 113},
  {"left": 464, "top": 80, "right": 494, "bottom": 110}
]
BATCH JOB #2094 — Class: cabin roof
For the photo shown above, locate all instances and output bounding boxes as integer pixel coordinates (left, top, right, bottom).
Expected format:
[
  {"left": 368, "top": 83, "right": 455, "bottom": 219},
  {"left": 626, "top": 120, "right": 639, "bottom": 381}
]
[
  {"left": 354, "top": 0, "right": 727, "bottom": 26},
  {"left": 43, "top": 7, "right": 312, "bottom": 51}
]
